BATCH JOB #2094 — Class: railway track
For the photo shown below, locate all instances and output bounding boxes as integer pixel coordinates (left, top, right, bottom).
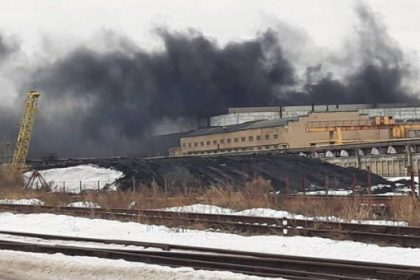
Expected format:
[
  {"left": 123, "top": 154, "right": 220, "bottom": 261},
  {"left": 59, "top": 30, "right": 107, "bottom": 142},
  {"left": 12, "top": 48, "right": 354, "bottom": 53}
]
[
  {"left": 0, "top": 231, "right": 419, "bottom": 279},
  {"left": 0, "top": 204, "right": 419, "bottom": 248},
  {"left": 283, "top": 194, "right": 412, "bottom": 205}
]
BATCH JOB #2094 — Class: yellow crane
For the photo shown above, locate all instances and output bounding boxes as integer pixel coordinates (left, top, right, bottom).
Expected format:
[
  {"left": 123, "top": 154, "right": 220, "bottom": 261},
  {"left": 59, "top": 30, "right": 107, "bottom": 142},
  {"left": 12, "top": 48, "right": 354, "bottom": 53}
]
[
  {"left": 306, "top": 116, "right": 420, "bottom": 145},
  {"left": 11, "top": 91, "right": 41, "bottom": 170}
]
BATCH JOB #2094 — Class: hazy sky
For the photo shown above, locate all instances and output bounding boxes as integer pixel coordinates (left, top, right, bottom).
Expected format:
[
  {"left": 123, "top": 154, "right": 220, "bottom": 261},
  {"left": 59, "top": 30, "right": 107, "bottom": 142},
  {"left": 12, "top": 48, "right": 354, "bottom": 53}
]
[{"left": 0, "top": 0, "right": 418, "bottom": 54}]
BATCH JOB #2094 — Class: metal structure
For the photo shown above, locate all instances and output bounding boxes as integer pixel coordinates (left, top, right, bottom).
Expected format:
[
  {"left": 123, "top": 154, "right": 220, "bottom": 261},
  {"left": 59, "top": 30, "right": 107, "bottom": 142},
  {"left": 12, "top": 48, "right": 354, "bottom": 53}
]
[
  {"left": 307, "top": 116, "right": 420, "bottom": 144},
  {"left": 11, "top": 91, "right": 41, "bottom": 170},
  {"left": 24, "top": 170, "right": 49, "bottom": 189}
]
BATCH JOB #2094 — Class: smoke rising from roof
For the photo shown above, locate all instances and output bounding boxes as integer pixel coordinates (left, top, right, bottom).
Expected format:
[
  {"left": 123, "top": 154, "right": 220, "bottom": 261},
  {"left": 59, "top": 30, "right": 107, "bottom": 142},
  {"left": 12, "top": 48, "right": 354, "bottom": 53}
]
[{"left": 1, "top": 4, "right": 419, "bottom": 157}]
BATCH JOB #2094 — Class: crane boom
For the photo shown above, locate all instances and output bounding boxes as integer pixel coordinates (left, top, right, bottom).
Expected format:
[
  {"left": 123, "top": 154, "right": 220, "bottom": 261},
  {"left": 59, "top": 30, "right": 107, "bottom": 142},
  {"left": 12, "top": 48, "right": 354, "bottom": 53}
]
[
  {"left": 11, "top": 91, "right": 41, "bottom": 170},
  {"left": 306, "top": 116, "right": 420, "bottom": 144}
]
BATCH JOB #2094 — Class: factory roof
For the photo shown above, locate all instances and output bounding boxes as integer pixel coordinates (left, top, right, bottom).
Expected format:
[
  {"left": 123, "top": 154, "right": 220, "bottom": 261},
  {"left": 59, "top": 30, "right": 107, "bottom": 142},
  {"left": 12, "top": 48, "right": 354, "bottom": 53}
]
[
  {"left": 228, "top": 102, "right": 420, "bottom": 114},
  {"left": 183, "top": 118, "right": 291, "bottom": 138}
]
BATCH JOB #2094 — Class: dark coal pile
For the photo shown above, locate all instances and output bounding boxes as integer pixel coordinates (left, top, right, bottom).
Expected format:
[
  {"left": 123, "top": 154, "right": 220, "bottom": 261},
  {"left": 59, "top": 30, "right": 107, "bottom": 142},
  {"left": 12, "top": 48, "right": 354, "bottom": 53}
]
[{"left": 33, "top": 154, "right": 394, "bottom": 193}]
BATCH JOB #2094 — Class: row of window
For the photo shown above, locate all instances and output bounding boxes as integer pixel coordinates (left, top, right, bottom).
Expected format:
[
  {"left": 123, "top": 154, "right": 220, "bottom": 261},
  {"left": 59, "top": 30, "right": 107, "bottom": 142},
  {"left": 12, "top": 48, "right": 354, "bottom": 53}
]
[
  {"left": 182, "top": 133, "right": 279, "bottom": 148},
  {"left": 185, "top": 144, "right": 288, "bottom": 155}
]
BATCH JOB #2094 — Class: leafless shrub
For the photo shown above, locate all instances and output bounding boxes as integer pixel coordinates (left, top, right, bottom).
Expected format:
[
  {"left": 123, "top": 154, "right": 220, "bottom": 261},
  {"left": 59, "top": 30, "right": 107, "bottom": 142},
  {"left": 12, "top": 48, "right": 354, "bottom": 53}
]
[
  {"left": 0, "top": 165, "right": 23, "bottom": 189},
  {"left": 0, "top": 174, "right": 419, "bottom": 225}
]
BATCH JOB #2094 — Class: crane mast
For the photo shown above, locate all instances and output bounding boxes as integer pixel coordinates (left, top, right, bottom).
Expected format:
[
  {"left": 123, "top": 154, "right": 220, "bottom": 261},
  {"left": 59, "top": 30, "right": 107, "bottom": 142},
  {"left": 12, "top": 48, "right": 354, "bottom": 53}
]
[{"left": 11, "top": 91, "right": 41, "bottom": 170}]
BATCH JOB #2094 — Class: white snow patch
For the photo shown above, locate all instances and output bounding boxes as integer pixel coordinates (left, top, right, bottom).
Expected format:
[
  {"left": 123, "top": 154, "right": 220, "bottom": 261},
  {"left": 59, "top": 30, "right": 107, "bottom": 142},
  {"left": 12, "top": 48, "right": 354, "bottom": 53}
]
[
  {"left": 23, "top": 165, "right": 123, "bottom": 193},
  {"left": 0, "top": 250, "right": 279, "bottom": 280},
  {"left": 68, "top": 201, "right": 101, "bottom": 208},
  {"left": 162, "top": 204, "right": 407, "bottom": 226},
  {"left": 161, "top": 204, "right": 235, "bottom": 214},
  {"left": 0, "top": 198, "right": 44, "bottom": 205},
  {"left": 302, "top": 190, "right": 352, "bottom": 196},
  {"left": 236, "top": 208, "right": 406, "bottom": 226},
  {"left": 374, "top": 192, "right": 406, "bottom": 196},
  {"left": 386, "top": 176, "right": 418, "bottom": 183},
  {"left": 385, "top": 177, "right": 420, "bottom": 195}
]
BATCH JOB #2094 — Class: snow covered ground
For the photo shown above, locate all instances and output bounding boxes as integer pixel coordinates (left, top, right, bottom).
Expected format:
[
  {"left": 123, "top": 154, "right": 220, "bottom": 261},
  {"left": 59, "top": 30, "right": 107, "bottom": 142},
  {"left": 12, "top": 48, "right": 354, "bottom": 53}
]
[
  {"left": 0, "top": 210, "right": 418, "bottom": 279},
  {"left": 0, "top": 250, "right": 277, "bottom": 280},
  {"left": 23, "top": 165, "right": 123, "bottom": 193},
  {"left": 0, "top": 212, "right": 417, "bottom": 266},
  {"left": 162, "top": 204, "right": 408, "bottom": 226}
]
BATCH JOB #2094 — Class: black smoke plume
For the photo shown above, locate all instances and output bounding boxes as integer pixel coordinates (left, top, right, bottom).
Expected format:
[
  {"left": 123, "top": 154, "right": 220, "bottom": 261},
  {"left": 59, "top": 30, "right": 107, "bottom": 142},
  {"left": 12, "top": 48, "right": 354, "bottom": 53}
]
[
  {"left": 288, "top": 4, "right": 418, "bottom": 105},
  {"left": 1, "top": 4, "right": 419, "bottom": 157}
]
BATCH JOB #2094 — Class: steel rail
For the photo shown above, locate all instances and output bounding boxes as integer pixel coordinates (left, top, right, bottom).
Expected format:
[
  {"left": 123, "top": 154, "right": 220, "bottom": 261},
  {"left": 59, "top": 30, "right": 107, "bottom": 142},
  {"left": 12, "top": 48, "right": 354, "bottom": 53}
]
[
  {"left": 3, "top": 203, "right": 416, "bottom": 234},
  {"left": 1, "top": 204, "right": 419, "bottom": 247},
  {"left": 0, "top": 229, "right": 418, "bottom": 270},
  {"left": 0, "top": 237, "right": 419, "bottom": 279}
]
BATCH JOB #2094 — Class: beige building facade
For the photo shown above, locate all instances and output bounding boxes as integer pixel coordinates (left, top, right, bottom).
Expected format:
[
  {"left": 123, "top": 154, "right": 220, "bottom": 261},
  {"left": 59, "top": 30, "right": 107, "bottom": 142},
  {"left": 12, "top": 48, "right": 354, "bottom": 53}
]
[{"left": 180, "top": 111, "right": 393, "bottom": 155}]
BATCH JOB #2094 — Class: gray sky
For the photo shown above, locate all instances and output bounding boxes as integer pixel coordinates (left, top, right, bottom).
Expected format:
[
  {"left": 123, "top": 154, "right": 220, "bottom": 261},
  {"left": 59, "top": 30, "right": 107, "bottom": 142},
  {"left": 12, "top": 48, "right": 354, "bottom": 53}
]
[{"left": 0, "top": 0, "right": 418, "bottom": 54}]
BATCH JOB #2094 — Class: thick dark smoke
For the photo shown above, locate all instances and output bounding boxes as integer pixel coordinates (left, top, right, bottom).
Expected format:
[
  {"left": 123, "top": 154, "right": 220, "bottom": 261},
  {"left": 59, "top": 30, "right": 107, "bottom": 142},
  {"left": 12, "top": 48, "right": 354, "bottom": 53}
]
[
  {"left": 0, "top": 33, "right": 20, "bottom": 161},
  {"left": 30, "top": 29, "right": 294, "bottom": 136},
  {"left": 1, "top": 4, "right": 419, "bottom": 157},
  {"left": 289, "top": 5, "right": 418, "bottom": 105}
]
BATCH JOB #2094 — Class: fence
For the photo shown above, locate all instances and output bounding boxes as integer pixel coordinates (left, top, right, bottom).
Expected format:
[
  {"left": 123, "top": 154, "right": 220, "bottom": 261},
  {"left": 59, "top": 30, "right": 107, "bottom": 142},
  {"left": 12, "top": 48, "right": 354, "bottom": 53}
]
[
  {"left": 26, "top": 171, "right": 420, "bottom": 197},
  {"left": 281, "top": 171, "right": 419, "bottom": 197},
  {"left": 29, "top": 180, "right": 117, "bottom": 194}
]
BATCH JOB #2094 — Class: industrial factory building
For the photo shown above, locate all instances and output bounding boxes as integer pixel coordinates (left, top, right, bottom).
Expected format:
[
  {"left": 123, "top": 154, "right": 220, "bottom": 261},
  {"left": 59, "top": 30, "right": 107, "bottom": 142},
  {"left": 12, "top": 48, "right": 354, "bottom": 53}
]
[
  {"left": 149, "top": 102, "right": 420, "bottom": 156},
  {"left": 148, "top": 102, "right": 420, "bottom": 177},
  {"left": 178, "top": 111, "right": 396, "bottom": 155}
]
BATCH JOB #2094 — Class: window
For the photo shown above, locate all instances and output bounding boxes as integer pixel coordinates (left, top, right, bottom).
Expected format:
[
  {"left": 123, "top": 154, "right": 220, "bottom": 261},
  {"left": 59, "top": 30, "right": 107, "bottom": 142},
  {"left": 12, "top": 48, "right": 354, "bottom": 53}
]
[
  {"left": 182, "top": 143, "right": 186, "bottom": 148},
  {"left": 206, "top": 141, "right": 210, "bottom": 146},
  {"left": 194, "top": 143, "right": 198, "bottom": 147},
  {"left": 265, "top": 135, "right": 270, "bottom": 140},
  {"left": 273, "top": 134, "right": 279, "bottom": 139},
  {"left": 249, "top": 136, "right": 254, "bottom": 141},
  {"left": 234, "top": 138, "right": 239, "bottom": 143},
  {"left": 213, "top": 140, "right": 217, "bottom": 145},
  {"left": 227, "top": 139, "right": 231, "bottom": 143},
  {"left": 265, "top": 145, "right": 271, "bottom": 149},
  {"left": 257, "top": 135, "right": 261, "bottom": 141},
  {"left": 201, "top": 142, "right": 204, "bottom": 146},
  {"left": 241, "top": 137, "right": 246, "bottom": 142},
  {"left": 188, "top": 143, "right": 192, "bottom": 147},
  {"left": 221, "top": 139, "right": 225, "bottom": 144}
]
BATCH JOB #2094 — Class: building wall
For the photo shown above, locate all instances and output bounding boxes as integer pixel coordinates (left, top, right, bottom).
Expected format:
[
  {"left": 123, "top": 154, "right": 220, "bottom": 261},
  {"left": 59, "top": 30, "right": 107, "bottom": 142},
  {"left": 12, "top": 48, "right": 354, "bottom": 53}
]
[
  {"left": 210, "top": 112, "right": 281, "bottom": 126},
  {"left": 149, "top": 132, "right": 187, "bottom": 157},
  {"left": 285, "top": 111, "right": 390, "bottom": 148},
  {"left": 151, "top": 117, "right": 208, "bottom": 136},
  {"left": 324, "top": 154, "right": 417, "bottom": 177},
  {"left": 180, "top": 111, "right": 394, "bottom": 154},
  {"left": 180, "top": 126, "right": 288, "bottom": 154}
]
